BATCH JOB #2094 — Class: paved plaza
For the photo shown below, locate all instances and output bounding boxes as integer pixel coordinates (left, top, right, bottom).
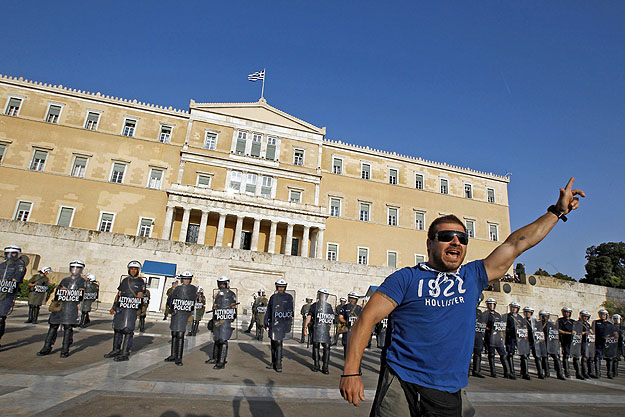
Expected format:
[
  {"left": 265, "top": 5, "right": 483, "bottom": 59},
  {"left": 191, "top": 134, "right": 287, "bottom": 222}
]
[{"left": 1, "top": 304, "right": 624, "bottom": 416}]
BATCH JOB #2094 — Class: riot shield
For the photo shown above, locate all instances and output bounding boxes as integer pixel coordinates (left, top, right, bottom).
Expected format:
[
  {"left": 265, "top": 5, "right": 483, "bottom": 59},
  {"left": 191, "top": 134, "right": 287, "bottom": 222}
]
[
  {"left": 619, "top": 325, "right": 625, "bottom": 357},
  {"left": 532, "top": 318, "right": 547, "bottom": 357},
  {"left": 570, "top": 320, "right": 584, "bottom": 358},
  {"left": 512, "top": 314, "right": 531, "bottom": 356},
  {"left": 604, "top": 322, "right": 620, "bottom": 359},
  {"left": 212, "top": 287, "right": 238, "bottom": 341},
  {"left": 376, "top": 317, "right": 388, "bottom": 349},
  {"left": 546, "top": 316, "right": 560, "bottom": 355},
  {"left": 474, "top": 307, "right": 488, "bottom": 354},
  {"left": 312, "top": 293, "right": 336, "bottom": 344},
  {"left": 268, "top": 289, "right": 295, "bottom": 341},
  {"left": 489, "top": 311, "right": 506, "bottom": 348},
  {"left": 584, "top": 321, "right": 596, "bottom": 359}
]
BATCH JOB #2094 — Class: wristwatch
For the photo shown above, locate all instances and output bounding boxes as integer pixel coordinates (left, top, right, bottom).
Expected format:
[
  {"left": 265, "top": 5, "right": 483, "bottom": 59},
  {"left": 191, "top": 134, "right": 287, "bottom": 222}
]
[{"left": 547, "top": 205, "right": 567, "bottom": 222}]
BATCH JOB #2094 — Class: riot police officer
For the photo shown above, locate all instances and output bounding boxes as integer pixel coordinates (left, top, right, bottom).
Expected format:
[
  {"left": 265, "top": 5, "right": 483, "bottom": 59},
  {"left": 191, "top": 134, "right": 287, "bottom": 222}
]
[
  {"left": 540, "top": 310, "right": 566, "bottom": 380},
  {"left": 557, "top": 306, "right": 574, "bottom": 378},
  {"left": 505, "top": 301, "right": 524, "bottom": 380},
  {"left": 79, "top": 273, "right": 99, "bottom": 327},
  {"left": 26, "top": 265, "right": 51, "bottom": 324},
  {"left": 37, "top": 260, "right": 86, "bottom": 358},
  {"left": 612, "top": 314, "right": 623, "bottom": 377},
  {"left": 472, "top": 303, "right": 487, "bottom": 378},
  {"left": 580, "top": 310, "right": 595, "bottom": 378},
  {"left": 207, "top": 275, "right": 237, "bottom": 370},
  {"left": 333, "top": 297, "right": 347, "bottom": 346},
  {"left": 244, "top": 291, "right": 258, "bottom": 334},
  {"left": 338, "top": 291, "right": 362, "bottom": 360},
  {"left": 188, "top": 287, "right": 206, "bottom": 336},
  {"left": 104, "top": 261, "right": 145, "bottom": 362},
  {"left": 304, "top": 288, "right": 335, "bottom": 374},
  {"left": 593, "top": 308, "right": 611, "bottom": 378},
  {"left": 139, "top": 285, "right": 151, "bottom": 333},
  {"left": 300, "top": 296, "right": 313, "bottom": 343},
  {"left": 0, "top": 245, "right": 27, "bottom": 346},
  {"left": 164, "top": 271, "right": 197, "bottom": 366},
  {"left": 265, "top": 279, "right": 294, "bottom": 372},
  {"left": 523, "top": 306, "right": 544, "bottom": 379},
  {"left": 484, "top": 298, "right": 511, "bottom": 378},
  {"left": 254, "top": 289, "right": 268, "bottom": 341}
]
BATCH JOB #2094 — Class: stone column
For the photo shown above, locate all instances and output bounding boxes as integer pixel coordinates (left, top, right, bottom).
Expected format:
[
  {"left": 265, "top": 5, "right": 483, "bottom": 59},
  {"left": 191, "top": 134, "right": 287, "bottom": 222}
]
[
  {"left": 178, "top": 208, "right": 191, "bottom": 242},
  {"left": 284, "top": 223, "right": 294, "bottom": 255},
  {"left": 161, "top": 205, "right": 175, "bottom": 240},
  {"left": 316, "top": 228, "right": 325, "bottom": 259},
  {"left": 251, "top": 218, "right": 261, "bottom": 251},
  {"left": 301, "top": 226, "right": 310, "bottom": 257},
  {"left": 197, "top": 210, "right": 208, "bottom": 244},
  {"left": 215, "top": 212, "right": 226, "bottom": 247},
  {"left": 233, "top": 216, "right": 243, "bottom": 249},
  {"left": 268, "top": 221, "right": 277, "bottom": 254}
]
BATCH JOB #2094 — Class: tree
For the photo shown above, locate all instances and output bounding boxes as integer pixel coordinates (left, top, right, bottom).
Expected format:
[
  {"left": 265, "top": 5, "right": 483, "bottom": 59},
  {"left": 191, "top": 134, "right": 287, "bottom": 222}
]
[
  {"left": 534, "top": 268, "right": 550, "bottom": 276},
  {"left": 553, "top": 272, "right": 576, "bottom": 282},
  {"left": 602, "top": 300, "right": 625, "bottom": 317},
  {"left": 580, "top": 242, "right": 625, "bottom": 288}
]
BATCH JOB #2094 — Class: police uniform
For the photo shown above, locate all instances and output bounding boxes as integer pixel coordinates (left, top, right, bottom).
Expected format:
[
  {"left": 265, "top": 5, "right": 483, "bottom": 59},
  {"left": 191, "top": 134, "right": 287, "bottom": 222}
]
[{"left": 0, "top": 246, "right": 27, "bottom": 345}]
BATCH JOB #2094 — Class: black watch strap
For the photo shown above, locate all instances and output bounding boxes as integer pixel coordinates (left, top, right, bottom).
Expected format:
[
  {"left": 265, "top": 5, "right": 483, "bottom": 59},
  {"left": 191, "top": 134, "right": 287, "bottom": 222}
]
[{"left": 548, "top": 205, "right": 567, "bottom": 222}]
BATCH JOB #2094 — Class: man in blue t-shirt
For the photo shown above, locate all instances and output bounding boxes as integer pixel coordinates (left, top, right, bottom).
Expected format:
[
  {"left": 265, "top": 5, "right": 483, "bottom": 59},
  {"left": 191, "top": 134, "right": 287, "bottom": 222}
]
[{"left": 339, "top": 177, "right": 584, "bottom": 416}]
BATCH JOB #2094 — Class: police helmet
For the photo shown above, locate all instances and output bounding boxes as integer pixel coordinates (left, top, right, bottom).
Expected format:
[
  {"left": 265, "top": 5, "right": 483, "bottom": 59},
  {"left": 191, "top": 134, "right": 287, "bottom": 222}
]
[
  {"left": 198, "top": 287, "right": 203, "bottom": 293},
  {"left": 318, "top": 288, "right": 329, "bottom": 295},
  {"left": 69, "top": 260, "right": 85, "bottom": 270},
  {"left": 39, "top": 266, "right": 52, "bottom": 274},
  {"left": 539, "top": 310, "right": 550, "bottom": 317},
  {"left": 127, "top": 260, "right": 142, "bottom": 270},
  {"left": 486, "top": 298, "right": 497, "bottom": 305},
  {"left": 306, "top": 296, "right": 313, "bottom": 301},
  {"left": 523, "top": 306, "right": 534, "bottom": 313},
  {"left": 275, "top": 278, "right": 288, "bottom": 288},
  {"left": 580, "top": 310, "right": 591, "bottom": 318},
  {"left": 339, "top": 297, "right": 347, "bottom": 302},
  {"left": 179, "top": 270, "right": 193, "bottom": 281},
  {"left": 613, "top": 314, "right": 622, "bottom": 320},
  {"left": 4, "top": 245, "right": 21, "bottom": 260},
  {"left": 510, "top": 302, "right": 520, "bottom": 309},
  {"left": 347, "top": 291, "right": 359, "bottom": 299},
  {"left": 599, "top": 309, "right": 608, "bottom": 315},
  {"left": 561, "top": 306, "right": 572, "bottom": 313},
  {"left": 86, "top": 273, "right": 96, "bottom": 281},
  {"left": 259, "top": 288, "right": 265, "bottom": 296},
  {"left": 217, "top": 275, "right": 229, "bottom": 287}
]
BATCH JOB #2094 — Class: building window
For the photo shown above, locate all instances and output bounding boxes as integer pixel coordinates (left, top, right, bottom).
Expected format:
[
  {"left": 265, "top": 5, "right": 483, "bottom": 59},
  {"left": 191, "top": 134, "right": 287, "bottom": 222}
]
[
  {"left": 229, "top": 170, "right": 242, "bottom": 191},
  {"left": 15, "top": 201, "right": 32, "bottom": 221},
  {"left": 98, "top": 212, "right": 115, "bottom": 232},
  {"left": 235, "top": 131, "right": 247, "bottom": 154},
  {"left": 466, "top": 219, "right": 475, "bottom": 238},
  {"left": 122, "top": 119, "right": 136, "bottom": 137},
  {"left": 5, "top": 97, "right": 22, "bottom": 116},
  {"left": 46, "top": 105, "right": 62, "bottom": 123},
  {"left": 330, "top": 198, "right": 341, "bottom": 217},
  {"left": 487, "top": 188, "right": 495, "bottom": 203},
  {"left": 138, "top": 217, "right": 153, "bottom": 237},
  {"left": 110, "top": 162, "right": 126, "bottom": 183},
  {"left": 327, "top": 243, "right": 338, "bottom": 261},
  {"left": 388, "top": 207, "right": 398, "bottom": 226},
  {"left": 159, "top": 125, "right": 172, "bottom": 143},
  {"left": 266, "top": 137, "right": 277, "bottom": 160},
  {"left": 440, "top": 178, "right": 448, "bottom": 194},
  {"left": 204, "top": 132, "right": 217, "bottom": 150},
  {"left": 415, "top": 211, "right": 425, "bottom": 230},
  {"left": 415, "top": 173, "right": 424, "bottom": 190},
  {"left": 197, "top": 174, "right": 211, "bottom": 188},
  {"left": 293, "top": 149, "right": 304, "bottom": 166},
  {"left": 251, "top": 134, "right": 262, "bottom": 157},
  {"left": 148, "top": 168, "right": 163, "bottom": 189},
  {"left": 389, "top": 168, "right": 398, "bottom": 185},
  {"left": 57, "top": 207, "right": 74, "bottom": 227},
  {"left": 260, "top": 176, "right": 273, "bottom": 198},
  {"left": 85, "top": 112, "right": 100, "bottom": 130},
  {"left": 332, "top": 157, "right": 343, "bottom": 174},
  {"left": 361, "top": 163, "right": 371, "bottom": 180},
  {"left": 489, "top": 224, "right": 499, "bottom": 242},
  {"left": 0, "top": 144, "right": 6, "bottom": 164},
  {"left": 359, "top": 202, "right": 370, "bottom": 222},
  {"left": 464, "top": 183, "right": 473, "bottom": 199},
  {"left": 289, "top": 190, "right": 302, "bottom": 203},
  {"left": 71, "top": 156, "right": 88, "bottom": 178},
  {"left": 387, "top": 251, "right": 397, "bottom": 268},
  {"left": 415, "top": 254, "right": 426, "bottom": 264},
  {"left": 358, "top": 247, "right": 369, "bottom": 265},
  {"left": 245, "top": 173, "right": 257, "bottom": 194},
  {"left": 30, "top": 150, "right": 48, "bottom": 171},
  {"left": 291, "top": 238, "right": 300, "bottom": 256}
]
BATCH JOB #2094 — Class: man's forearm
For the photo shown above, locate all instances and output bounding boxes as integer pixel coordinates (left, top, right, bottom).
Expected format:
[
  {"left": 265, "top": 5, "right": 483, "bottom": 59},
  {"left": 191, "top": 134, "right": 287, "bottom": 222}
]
[
  {"left": 506, "top": 213, "right": 558, "bottom": 257},
  {"left": 344, "top": 317, "right": 374, "bottom": 373}
]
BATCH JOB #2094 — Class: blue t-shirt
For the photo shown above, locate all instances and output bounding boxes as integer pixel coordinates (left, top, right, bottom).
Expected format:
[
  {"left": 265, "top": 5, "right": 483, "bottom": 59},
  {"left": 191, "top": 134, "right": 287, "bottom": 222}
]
[{"left": 378, "top": 260, "right": 489, "bottom": 393}]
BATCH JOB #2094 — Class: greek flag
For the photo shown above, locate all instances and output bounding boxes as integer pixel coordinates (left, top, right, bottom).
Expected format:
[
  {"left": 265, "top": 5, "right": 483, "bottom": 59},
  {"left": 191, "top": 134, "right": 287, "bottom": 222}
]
[{"left": 248, "top": 70, "right": 265, "bottom": 81}]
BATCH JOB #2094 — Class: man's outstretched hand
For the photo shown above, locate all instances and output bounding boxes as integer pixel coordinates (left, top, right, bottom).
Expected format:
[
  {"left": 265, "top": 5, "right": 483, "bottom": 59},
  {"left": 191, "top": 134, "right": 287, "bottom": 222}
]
[
  {"left": 556, "top": 177, "right": 585, "bottom": 215},
  {"left": 339, "top": 375, "right": 366, "bottom": 407}
]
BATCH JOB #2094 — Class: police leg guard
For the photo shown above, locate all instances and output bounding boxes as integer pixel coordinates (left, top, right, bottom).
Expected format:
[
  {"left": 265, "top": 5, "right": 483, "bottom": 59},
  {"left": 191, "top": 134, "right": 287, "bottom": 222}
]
[
  {"left": 188, "top": 321, "right": 197, "bottom": 336},
  {"left": 520, "top": 355, "right": 531, "bottom": 380},
  {"left": 115, "top": 330, "right": 132, "bottom": 362},
  {"left": 175, "top": 332, "right": 184, "bottom": 366},
  {"left": 553, "top": 355, "right": 566, "bottom": 380},
  {"left": 581, "top": 357, "right": 590, "bottom": 379},
  {"left": 595, "top": 357, "right": 601, "bottom": 378},
  {"left": 506, "top": 354, "right": 516, "bottom": 380},
  {"left": 104, "top": 331, "right": 123, "bottom": 358},
  {"left": 0, "top": 316, "right": 6, "bottom": 342},
  {"left": 300, "top": 326, "right": 306, "bottom": 343},
  {"left": 25, "top": 305, "right": 34, "bottom": 323},
  {"left": 33, "top": 306, "right": 40, "bottom": 324},
  {"left": 164, "top": 332, "right": 176, "bottom": 362},
  {"left": 85, "top": 312, "right": 90, "bottom": 324},
  {"left": 60, "top": 325, "right": 73, "bottom": 358},
  {"left": 78, "top": 312, "right": 87, "bottom": 328},
  {"left": 244, "top": 320, "right": 253, "bottom": 333},
  {"left": 606, "top": 359, "right": 613, "bottom": 379},
  {"left": 573, "top": 357, "right": 584, "bottom": 380},
  {"left": 472, "top": 354, "right": 485, "bottom": 378},
  {"left": 535, "top": 356, "right": 544, "bottom": 379},
  {"left": 588, "top": 358, "right": 597, "bottom": 378},
  {"left": 542, "top": 357, "right": 550, "bottom": 378},
  {"left": 613, "top": 359, "right": 619, "bottom": 377},
  {"left": 139, "top": 317, "right": 145, "bottom": 333},
  {"left": 312, "top": 343, "right": 320, "bottom": 372},
  {"left": 275, "top": 340, "right": 283, "bottom": 372},
  {"left": 562, "top": 355, "right": 570, "bottom": 378},
  {"left": 321, "top": 343, "right": 330, "bottom": 374},
  {"left": 38, "top": 324, "right": 59, "bottom": 356},
  {"left": 500, "top": 355, "right": 511, "bottom": 379},
  {"left": 214, "top": 341, "right": 228, "bottom": 369},
  {"left": 488, "top": 354, "right": 497, "bottom": 378},
  {"left": 206, "top": 342, "right": 219, "bottom": 364}
]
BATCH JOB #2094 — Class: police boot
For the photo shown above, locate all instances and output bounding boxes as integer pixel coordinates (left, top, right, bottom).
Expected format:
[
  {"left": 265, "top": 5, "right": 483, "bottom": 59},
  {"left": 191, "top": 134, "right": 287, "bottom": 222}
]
[
  {"left": 138, "top": 317, "right": 145, "bottom": 332},
  {"left": 187, "top": 321, "right": 196, "bottom": 336},
  {"left": 60, "top": 326, "right": 73, "bottom": 358},
  {"left": 595, "top": 359, "right": 601, "bottom": 378},
  {"left": 588, "top": 359, "right": 597, "bottom": 378},
  {"left": 562, "top": 355, "right": 570, "bottom": 378},
  {"left": 175, "top": 333, "right": 184, "bottom": 366},
  {"left": 275, "top": 342, "right": 283, "bottom": 373},
  {"left": 312, "top": 343, "right": 320, "bottom": 372},
  {"left": 543, "top": 357, "right": 550, "bottom": 378},
  {"left": 33, "top": 306, "right": 40, "bottom": 324},
  {"left": 606, "top": 359, "right": 613, "bottom": 379},
  {"left": 85, "top": 312, "right": 90, "bottom": 325},
  {"left": 581, "top": 358, "right": 590, "bottom": 379},
  {"left": 37, "top": 325, "right": 58, "bottom": 356},
  {"left": 25, "top": 306, "right": 34, "bottom": 323},
  {"left": 472, "top": 354, "right": 485, "bottom": 378},
  {"left": 572, "top": 357, "right": 584, "bottom": 379},
  {"left": 206, "top": 343, "right": 219, "bottom": 364},
  {"left": 78, "top": 312, "right": 87, "bottom": 328},
  {"left": 214, "top": 342, "right": 228, "bottom": 369},
  {"left": 506, "top": 354, "right": 517, "bottom": 380},
  {"left": 244, "top": 320, "right": 253, "bottom": 333},
  {"left": 488, "top": 355, "right": 497, "bottom": 378},
  {"left": 500, "top": 355, "right": 512, "bottom": 379},
  {"left": 259, "top": 327, "right": 264, "bottom": 342},
  {"left": 535, "top": 356, "right": 544, "bottom": 379},
  {"left": 115, "top": 332, "right": 132, "bottom": 362},
  {"left": 554, "top": 357, "right": 566, "bottom": 380},
  {"left": 104, "top": 331, "right": 123, "bottom": 358},
  {"left": 321, "top": 344, "right": 330, "bottom": 374},
  {"left": 520, "top": 355, "right": 531, "bottom": 380},
  {"left": 164, "top": 332, "right": 176, "bottom": 362},
  {"left": 613, "top": 360, "right": 619, "bottom": 377}
]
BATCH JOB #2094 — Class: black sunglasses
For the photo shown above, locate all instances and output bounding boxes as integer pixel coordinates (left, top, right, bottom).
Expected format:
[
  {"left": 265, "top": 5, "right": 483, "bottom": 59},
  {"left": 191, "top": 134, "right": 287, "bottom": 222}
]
[{"left": 435, "top": 230, "right": 469, "bottom": 245}]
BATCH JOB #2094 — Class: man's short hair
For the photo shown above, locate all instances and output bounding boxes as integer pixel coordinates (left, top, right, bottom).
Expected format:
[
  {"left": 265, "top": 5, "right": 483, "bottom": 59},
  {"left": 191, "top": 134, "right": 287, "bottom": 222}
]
[{"left": 427, "top": 215, "right": 467, "bottom": 240}]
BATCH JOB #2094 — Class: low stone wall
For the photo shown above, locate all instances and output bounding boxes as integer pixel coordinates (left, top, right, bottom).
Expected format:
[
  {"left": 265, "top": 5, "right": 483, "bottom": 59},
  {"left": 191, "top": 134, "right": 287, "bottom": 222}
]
[{"left": 2, "top": 219, "right": 623, "bottom": 319}]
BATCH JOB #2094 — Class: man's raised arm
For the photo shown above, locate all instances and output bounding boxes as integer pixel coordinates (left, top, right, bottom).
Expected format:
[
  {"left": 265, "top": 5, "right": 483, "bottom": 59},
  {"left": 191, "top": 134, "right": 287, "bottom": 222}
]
[{"left": 484, "top": 177, "right": 584, "bottom": 282}]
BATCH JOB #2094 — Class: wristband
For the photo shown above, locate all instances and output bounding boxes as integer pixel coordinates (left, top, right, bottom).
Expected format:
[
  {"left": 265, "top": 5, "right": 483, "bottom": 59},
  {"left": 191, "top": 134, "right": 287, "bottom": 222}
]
[
  {"left": 340, "top": 372, "right": 362, "bottom": 378},
  {"left": 547, "top": 205, "right": 567, "bottom": 222}
]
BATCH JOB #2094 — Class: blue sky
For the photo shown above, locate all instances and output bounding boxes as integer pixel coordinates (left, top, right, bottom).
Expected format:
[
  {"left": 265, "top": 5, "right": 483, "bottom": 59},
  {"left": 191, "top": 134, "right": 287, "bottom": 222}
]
[{"left": 4, "top": 1, "right": 624, "bottom": 278}]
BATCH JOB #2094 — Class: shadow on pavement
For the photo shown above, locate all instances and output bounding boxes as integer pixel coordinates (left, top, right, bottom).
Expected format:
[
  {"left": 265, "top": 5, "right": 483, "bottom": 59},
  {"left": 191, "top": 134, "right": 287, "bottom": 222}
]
[
  {"left": 0, "top": 332, "right": 46, "bottom": 353},
  {"left": 239, "top": 342, "right": 272, "bottom": 367},
  {"left": 232, "top": 379, "right": 285, "bottom": 417}
]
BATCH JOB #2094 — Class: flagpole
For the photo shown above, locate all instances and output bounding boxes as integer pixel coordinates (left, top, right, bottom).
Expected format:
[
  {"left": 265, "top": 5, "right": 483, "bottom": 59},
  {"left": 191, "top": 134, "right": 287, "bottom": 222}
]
[{"left": 261, "top": 68, "right": 265, "bottom": 99}]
